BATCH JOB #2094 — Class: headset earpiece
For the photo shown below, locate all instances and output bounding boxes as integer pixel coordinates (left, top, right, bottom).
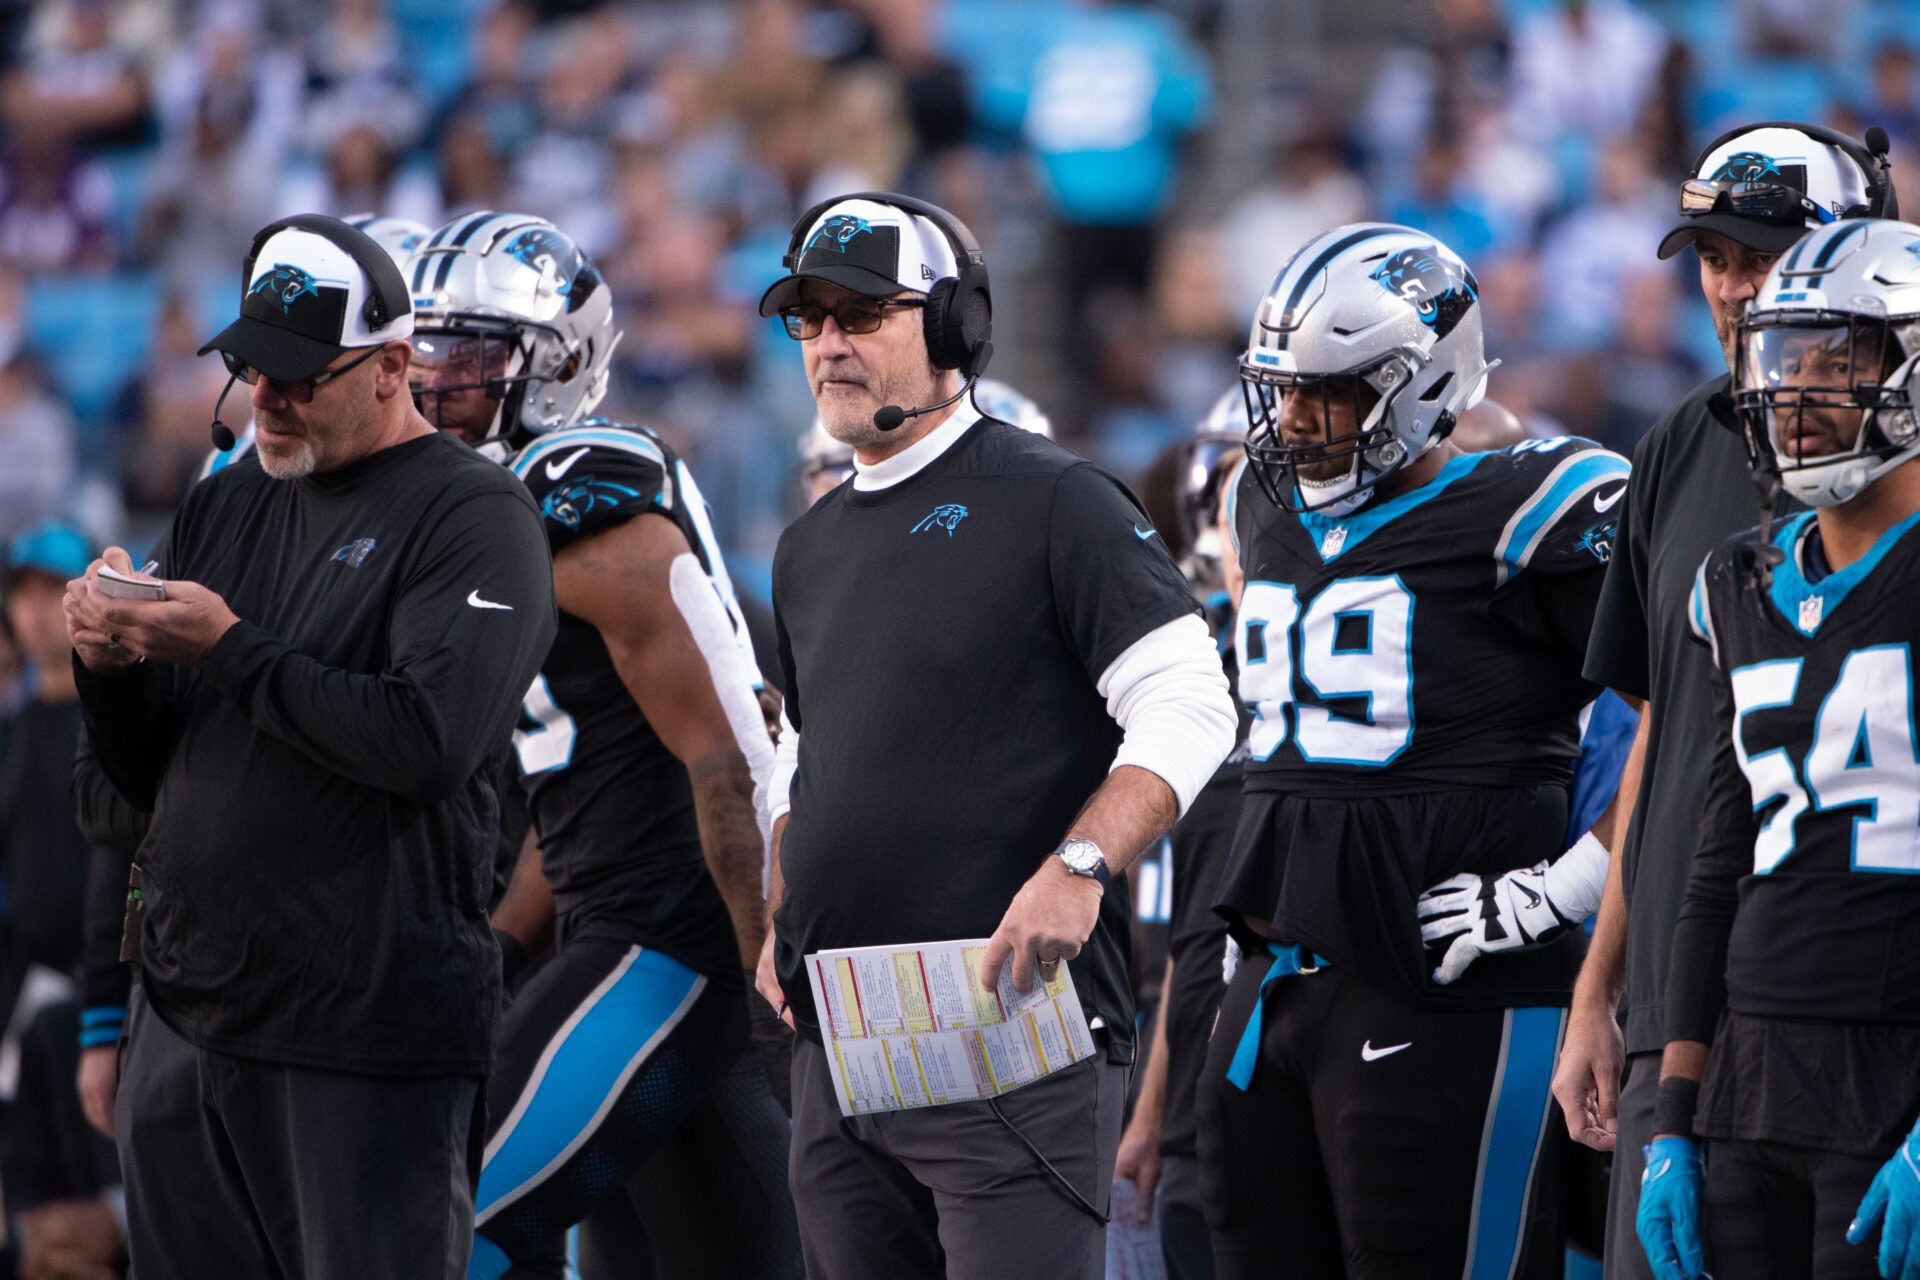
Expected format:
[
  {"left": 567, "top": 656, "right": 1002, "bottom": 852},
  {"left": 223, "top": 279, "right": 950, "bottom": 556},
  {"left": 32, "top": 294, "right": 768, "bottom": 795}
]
[{"left": 782, "top": 191, "right": 992, "bottom": 376}]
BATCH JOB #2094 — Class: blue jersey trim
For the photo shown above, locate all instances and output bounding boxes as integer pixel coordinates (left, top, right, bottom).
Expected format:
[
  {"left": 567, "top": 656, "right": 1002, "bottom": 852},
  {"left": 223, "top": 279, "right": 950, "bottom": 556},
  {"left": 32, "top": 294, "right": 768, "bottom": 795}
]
[
  {"left": 1294, "top": 451, "right": 1489, "bottom": 562},
  {"left": 1766, "top": 508, "right": 1920, "bottom": 636},
  {"left": 1493, "top": 449, "right": 1629, "bottom": 583}
]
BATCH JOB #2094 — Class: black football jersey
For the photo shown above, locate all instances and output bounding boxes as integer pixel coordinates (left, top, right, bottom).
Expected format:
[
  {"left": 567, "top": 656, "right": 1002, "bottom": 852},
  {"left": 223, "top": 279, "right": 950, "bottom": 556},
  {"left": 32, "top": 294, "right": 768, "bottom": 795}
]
[
  {"left": 1220, "top": 439, "right": 1624, "bottom": 1005},
  {"left": 1678, "top": 509, "right": 1920, "bottom": 1029},
  {"left": 1230, "top": 438, "right": 1625, "bottom": 794},
  {"left": 507, "top": 420, "right": 762, "bottom": 976}
]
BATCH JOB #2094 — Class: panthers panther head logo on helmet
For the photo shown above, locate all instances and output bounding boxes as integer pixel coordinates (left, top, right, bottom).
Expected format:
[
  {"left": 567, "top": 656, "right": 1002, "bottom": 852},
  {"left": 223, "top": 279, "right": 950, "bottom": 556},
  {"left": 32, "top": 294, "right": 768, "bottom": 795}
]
[
  {"left": 1711, "top": 151, "right": 1784, "bottom": 183},
  {"left": 1369, "top": 247, "right": 1479, "bottom": 339},
  {"left": 804, "top": 216, "right": 874, "bottom": 255},
  {"left": 248, "top": 264, "right": 321, "bottom": 314}
]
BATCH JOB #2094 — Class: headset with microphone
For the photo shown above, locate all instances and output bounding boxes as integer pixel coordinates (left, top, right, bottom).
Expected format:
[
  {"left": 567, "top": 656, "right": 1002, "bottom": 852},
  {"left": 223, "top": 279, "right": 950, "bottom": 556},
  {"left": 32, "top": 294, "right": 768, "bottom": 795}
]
[
  {"left": 210, "top": 214, "right": 414, "bottom": 451},
  {"left": 779, "top": 191, "right": 993, "bottom": 431},
  {"left": 1692, "top": 120, "right": 1898, "bottom": 220}
]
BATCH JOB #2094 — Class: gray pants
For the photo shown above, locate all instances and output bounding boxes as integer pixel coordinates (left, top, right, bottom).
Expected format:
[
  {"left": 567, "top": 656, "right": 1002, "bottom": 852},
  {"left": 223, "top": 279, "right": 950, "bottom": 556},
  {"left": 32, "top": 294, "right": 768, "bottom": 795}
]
[
  {"left": 117, "top": 989, "right": 481, "bottom": 1280},
  {"left": 790, "top": 1036, "right": 1126, "bottom": 1280},
  {"left": 1604, "top": 1050, "right": 1659, "bottom": 1280}
]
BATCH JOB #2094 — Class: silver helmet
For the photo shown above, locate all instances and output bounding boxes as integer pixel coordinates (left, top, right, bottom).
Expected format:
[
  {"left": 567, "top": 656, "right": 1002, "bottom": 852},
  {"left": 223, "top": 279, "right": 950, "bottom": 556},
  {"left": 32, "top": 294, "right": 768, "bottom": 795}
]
[
  {"left": 972, "top": 378, "right": 1053, "bottom": 439},
  {"left": 1240, "top": 223, "right": 1496, "bottom": 514},
  {"left": 1177, "top": 389, "right": 1249, "bottom": 584},
  {"left": 1734, "top": 217, "right": 1920, "bottom": 507},
  {"left": 405, "top": 211, "right": 621, "bottom": 444},
  {"left": 344, "top": 214, "right": 432, "bottom": 272}
]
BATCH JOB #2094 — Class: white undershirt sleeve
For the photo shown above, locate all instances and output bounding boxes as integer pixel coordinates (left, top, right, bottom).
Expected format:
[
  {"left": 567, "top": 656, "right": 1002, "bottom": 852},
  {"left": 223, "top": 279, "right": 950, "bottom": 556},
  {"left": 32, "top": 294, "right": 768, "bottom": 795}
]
[
  {"left": 769, "top": 705, "right": 801, "bottom": 826},
  {"left": 1097, "top": 612, "right": 1238, "bottom": 816}
]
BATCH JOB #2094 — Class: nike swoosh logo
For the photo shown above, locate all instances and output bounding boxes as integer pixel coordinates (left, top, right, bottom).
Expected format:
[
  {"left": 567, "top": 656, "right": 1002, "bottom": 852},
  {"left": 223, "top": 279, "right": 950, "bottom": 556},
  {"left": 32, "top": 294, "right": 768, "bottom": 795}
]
[
  {"left": 1514, "top": 881, "right": 1542, "bottom": 908},
  {"left": 544, "top": 447, "right": 590, "bottom": 481},
  {"left": 1133, "top": 524, "right": 1158, "bottom": 541},
  {"left": 1360, "top": 1040, "right": 1412, "bottom": 1062},
  {"left": 1592, "top": 484, "right": 1627, "bottom": 513},
  {"left": 467, "top": 590, "right": 513, "bottom": 611}
]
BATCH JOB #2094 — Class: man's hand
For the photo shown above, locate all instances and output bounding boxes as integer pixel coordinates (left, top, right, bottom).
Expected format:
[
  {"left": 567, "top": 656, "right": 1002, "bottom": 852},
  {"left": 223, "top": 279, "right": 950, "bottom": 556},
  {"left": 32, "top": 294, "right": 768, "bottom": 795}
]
[
  {"left": 65, "top": 548, "right": 237, "bottom": 669},
  {"left": 1552, "top": 997, "right": 1624, "bottom": 1150},
  {"left": 1636, "top": 1135, "right": 1707, "bottom": 1280},
  {"left": 75, "top": 1044, "right": 119, "bottom": 1139},
  {"left": 18, "top": 1196, "right": 122, "bottom": 1280},
  {"left": 1848, "top": 1119, "right": 1920, "bottom": 1279},
  {"left": 756, "top": 930, "right": 793, "bottom": 1029},
  {"left": 979, "top": 857, "right": 1102, "bottom": 995},
  {"left": 1113, "top": 1111, "right": 1163, "bottom": 1228},
  {"left": 1417, "top": 860, "right": 1578, "bottom": 984}
]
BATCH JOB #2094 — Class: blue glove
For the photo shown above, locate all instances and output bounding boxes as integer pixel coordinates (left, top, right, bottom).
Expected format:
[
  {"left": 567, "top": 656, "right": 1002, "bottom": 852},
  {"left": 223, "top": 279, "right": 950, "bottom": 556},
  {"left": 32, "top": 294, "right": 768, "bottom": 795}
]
[
  {"left": 1637, "top": 1136, "right": 1707, "bottom": 1280},
  {"left": 1848, "top": 1120, "right": 1920, "bottom": 1279}
]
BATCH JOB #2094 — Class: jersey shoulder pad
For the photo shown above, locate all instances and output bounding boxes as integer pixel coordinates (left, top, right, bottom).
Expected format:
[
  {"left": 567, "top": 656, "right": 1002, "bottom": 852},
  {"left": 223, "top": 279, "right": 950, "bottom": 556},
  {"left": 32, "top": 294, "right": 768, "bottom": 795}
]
[
  {"left": 509, "top": 424, "right": 674, "bottom": 546},
  {"left": 1486, "top": 437, "right": 1630, "bottom": 581}
]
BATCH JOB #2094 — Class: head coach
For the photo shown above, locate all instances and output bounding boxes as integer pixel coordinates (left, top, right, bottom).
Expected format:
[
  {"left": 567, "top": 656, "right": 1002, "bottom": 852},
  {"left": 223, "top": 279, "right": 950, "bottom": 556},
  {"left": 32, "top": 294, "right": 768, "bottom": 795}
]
[
  {"left": 61, "top": 214, "right": 556, "bottom": 1279},
  {"left": 1544, "top": 122, "right": 1895, "bottom": 1275},
  {"left": 751, "top": 192, "right": 1237, "bottom": 1279}
]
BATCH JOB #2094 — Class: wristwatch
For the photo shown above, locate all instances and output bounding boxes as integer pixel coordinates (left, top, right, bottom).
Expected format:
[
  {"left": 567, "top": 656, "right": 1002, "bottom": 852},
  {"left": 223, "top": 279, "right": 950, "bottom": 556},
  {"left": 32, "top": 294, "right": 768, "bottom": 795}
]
[{"left": 1056, "top": 837, "right": 1112, "bottom": 889}]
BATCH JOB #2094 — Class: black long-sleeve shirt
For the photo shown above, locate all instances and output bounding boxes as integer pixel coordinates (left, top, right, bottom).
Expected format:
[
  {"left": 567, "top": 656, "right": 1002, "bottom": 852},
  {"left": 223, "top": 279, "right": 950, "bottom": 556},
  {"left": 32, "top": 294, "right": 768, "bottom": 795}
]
[
  {"left": 75, "top": 432, "right": 555, "bottom": 1075},
  {"left": 71, "top": 734, "right": 147, "bottom": 1044}
]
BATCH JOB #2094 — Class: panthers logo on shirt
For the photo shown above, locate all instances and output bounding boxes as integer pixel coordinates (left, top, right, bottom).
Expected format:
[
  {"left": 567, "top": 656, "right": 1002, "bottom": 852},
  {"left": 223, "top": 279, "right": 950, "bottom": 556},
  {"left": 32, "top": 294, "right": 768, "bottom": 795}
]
[{"left": 1369, "top": 247, "right": 1478, "bottom": 339}]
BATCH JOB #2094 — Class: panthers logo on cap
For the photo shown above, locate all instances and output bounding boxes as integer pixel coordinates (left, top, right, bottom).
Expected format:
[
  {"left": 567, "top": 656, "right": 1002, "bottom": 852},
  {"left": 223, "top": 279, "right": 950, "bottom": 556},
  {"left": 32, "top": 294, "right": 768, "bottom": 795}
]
[
  {"left": 249, "top": 264, "right": 321, "bottom": 314},
  {"left": 1711, "top": 151, "right": 1783, "bottom": 182},
  {"left": 804, "top": 216, "right": 874, "bottom": 255},
  {"left": 1370, "top": 247, "right": 1479, "bottom": 339}
]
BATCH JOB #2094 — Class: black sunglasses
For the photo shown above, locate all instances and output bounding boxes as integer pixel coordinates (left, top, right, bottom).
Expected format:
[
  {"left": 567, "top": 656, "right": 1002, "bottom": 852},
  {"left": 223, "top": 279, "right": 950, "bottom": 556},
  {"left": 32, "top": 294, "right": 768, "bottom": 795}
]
[
  {"left": 778, "top": 298, "right": 925, "bottom": 340},
  {"left": 222, "top": 344, "right": 384, "bottom": 403},
  {"left": 1679, "top": 178, "right": 1837, "bottom": 227}
]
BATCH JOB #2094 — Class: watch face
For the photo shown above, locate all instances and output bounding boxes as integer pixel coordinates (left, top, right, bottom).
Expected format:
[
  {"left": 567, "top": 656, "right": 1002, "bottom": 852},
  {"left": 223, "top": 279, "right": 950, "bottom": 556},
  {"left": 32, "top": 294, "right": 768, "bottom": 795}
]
[{"left": 1062, "top": 841, "right": 1102, "bottom": 873}]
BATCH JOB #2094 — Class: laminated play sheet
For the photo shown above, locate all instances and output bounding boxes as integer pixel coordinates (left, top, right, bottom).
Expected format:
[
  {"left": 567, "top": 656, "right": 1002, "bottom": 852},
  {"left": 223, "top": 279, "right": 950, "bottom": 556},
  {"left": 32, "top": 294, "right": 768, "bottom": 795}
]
[{"left": 804, "top": 938, "right": 1097, "bottom": 1117}]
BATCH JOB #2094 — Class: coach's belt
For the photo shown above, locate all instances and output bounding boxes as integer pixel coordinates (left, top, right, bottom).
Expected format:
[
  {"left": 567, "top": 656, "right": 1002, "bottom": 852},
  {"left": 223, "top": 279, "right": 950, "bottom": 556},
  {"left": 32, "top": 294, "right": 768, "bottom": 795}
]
[{"left": 1224, "top": 943, "right": 1327, "bottom": 1092}]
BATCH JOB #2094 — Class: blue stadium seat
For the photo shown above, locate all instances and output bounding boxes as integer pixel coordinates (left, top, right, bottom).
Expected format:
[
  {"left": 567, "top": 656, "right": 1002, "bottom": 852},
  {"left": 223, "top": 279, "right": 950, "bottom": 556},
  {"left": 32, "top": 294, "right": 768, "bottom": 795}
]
[
  {"left": 26, "top": 271, "right": 162, "bottom": 427},
  {"left": 1693, "top": 58, "right": 1834, "bottom": 132}
]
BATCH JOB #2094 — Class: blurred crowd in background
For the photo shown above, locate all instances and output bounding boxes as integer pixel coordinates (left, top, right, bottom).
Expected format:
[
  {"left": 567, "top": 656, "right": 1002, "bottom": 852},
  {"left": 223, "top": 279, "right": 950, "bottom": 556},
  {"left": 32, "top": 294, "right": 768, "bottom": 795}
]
[{"left": 2, "top": 0, "right": 1920, "bottom": 590}]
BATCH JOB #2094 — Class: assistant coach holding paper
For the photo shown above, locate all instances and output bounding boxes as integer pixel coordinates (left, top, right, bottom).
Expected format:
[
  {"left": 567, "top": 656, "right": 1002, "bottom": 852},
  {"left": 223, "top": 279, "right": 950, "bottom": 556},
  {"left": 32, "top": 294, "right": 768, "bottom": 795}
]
[
  {"left": 753, "top": 192, "right": 1236, "bottom": 1280},
  {"left": 63, "top": 215, "right": 555, "bottom": 1279}
]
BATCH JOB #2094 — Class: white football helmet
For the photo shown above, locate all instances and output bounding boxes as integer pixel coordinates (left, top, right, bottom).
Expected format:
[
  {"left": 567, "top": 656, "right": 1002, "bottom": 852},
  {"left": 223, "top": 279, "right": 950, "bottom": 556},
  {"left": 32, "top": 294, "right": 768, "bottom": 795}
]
[
  {"left": 1177, "top": 389, "right": 1248, "bottom": 583},
  {"left": 344, "top": 214, "right": 432, "bottom": 272},
  {"left": 405, "top": 211, "right": 622, "bottom": 443},
  {"left": 1240, "top": 223, "right": 1496, "bottom": 514},
  {"left": 1734, "top": 217, "right": 1920, "bottom": 507},
  {"left": 972, "top": 378, "right": 1053, "bottom": 439}
]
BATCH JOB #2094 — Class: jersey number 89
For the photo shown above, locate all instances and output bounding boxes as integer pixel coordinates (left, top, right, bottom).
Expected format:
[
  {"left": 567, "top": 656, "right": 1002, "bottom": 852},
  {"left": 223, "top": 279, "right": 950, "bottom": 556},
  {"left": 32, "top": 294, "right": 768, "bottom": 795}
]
[{"left": 1236, "top": 577, "right": 1414, "bottom": 766}]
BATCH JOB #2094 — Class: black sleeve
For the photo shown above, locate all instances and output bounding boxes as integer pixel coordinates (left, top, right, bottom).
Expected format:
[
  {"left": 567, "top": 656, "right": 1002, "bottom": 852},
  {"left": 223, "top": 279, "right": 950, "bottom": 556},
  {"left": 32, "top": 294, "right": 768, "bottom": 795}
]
[
  {"left": 70, "top": 727, "right": 149, "bottom": 851},
  {"left": 513, "top": 436, "right": 674, "bottom": 556},
  {"left": 71, "top": 518, "right": 186, "bottom": 811},
  {"left": 1584, "top": 427, "right": 1663, "bottom": 697},
  {"left": 1489, "top": 444, "right": 1627, "bottom": 664},
  {"left": 1665, "top": 653, "right": 1752, "bottom": 1045},
  {"left": 1047, "top": 462, "right": 1200, "bottom": 680},
  {"left": 195, "top": 489, "right": 558, "bottom": 803},
  {"left": 78, "top": 846, "right": 133, "bottom": 1034}
]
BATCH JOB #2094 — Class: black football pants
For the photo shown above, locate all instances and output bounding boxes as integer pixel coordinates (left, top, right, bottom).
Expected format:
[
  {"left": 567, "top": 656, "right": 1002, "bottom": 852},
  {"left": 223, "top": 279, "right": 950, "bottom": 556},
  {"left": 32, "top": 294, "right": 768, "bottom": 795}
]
[
  {"left": 1195, "top": 958, "right": 1565, "bottom": 1280},
  {"left": 1702, "top": 1137, "right": 1882, "bottom": 1279}
]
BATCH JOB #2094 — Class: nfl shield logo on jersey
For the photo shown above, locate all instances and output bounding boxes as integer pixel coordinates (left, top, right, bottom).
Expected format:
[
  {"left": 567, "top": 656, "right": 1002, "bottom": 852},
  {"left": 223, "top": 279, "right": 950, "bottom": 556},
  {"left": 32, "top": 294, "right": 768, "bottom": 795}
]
[
  {"left": 1320, "top": 525, "right": 1349, "bottom": 558},
  {"left": 1799, "top": 594, "right": 1824, "bottom": 631}
]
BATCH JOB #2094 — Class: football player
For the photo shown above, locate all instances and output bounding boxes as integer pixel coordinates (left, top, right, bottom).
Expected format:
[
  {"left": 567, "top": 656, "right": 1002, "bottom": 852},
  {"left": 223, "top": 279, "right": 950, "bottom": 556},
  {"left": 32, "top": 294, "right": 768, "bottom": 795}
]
[
  {"left": 198, "top": 214, "right": 431, "bottom": 480},
  {"left": 1638, "top": 217, "right": 1920, "bottom": 1280},
  {"left": 403, "top": 211, "right": 797, "bottom": 1280},
  {"left": 1195, "top": 223, "right": 1628, "bottom": 1278}
]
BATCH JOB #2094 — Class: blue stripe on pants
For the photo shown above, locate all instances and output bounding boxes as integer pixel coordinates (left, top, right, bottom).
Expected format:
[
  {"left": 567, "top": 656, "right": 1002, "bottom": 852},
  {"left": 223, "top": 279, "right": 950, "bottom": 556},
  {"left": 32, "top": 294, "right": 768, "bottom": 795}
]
[
  {"left": 475, "top": 946, "right": 705, "bottom": 1222},
  {"left": 1463, "top": 1006, "right": 1565, "bottom": 1280}
]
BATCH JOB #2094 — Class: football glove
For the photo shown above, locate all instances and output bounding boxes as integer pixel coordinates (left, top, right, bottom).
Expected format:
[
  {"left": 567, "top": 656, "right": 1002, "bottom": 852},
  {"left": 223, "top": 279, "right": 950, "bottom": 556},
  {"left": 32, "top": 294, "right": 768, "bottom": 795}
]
[
  {"left": 1637, "top": 1135, "right": 1707, "bottom": 1280},
  {"left": 1848, "top": 1119, "right": 1920, "bottom": 1279},
  {"left": 1416, "top": 832, "right": 1607, "bottom": 984}
]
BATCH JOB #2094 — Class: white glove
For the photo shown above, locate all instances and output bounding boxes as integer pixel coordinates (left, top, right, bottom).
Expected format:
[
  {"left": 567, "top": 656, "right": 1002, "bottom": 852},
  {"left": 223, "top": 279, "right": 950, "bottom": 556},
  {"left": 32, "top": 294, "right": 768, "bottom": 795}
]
[{"left": 1417, "top": 833, "right": 1607, "bottom": 985}]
